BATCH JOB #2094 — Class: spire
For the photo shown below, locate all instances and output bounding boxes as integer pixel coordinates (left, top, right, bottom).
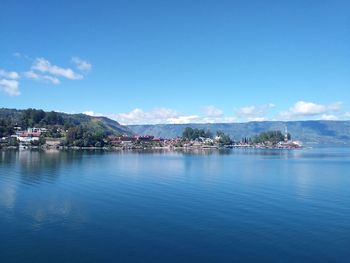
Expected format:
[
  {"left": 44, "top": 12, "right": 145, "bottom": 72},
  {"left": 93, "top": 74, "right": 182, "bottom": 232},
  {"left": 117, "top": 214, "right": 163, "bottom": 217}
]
[{"left": 284, "top": 125, "right": 288, "bottom": 142}]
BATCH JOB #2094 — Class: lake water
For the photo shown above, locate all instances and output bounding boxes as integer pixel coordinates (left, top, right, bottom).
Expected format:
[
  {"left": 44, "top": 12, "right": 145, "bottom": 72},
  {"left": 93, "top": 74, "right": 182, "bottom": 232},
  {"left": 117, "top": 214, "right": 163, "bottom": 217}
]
[{"left": 0, "top": 148, "right": 349, "bottom": 262}]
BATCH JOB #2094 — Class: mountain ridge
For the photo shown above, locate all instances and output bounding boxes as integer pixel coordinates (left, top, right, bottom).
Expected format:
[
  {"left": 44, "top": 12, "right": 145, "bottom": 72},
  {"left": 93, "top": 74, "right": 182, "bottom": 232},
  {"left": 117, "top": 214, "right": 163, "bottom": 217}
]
[{"left": 127, "top": 120, "right": 350, "bottom": 145}]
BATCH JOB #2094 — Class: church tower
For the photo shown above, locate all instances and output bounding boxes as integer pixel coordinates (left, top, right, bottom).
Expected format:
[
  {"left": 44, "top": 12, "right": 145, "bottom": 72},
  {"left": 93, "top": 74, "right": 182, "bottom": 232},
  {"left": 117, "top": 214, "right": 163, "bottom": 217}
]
[{"left": 284, "top": 125, "right": 288, "bottom": 142}]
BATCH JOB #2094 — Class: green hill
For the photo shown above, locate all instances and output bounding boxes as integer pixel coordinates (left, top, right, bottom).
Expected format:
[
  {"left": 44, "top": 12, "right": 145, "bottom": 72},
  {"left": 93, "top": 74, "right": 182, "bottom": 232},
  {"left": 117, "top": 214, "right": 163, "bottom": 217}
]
[{"left": 0, "top": 108, "right": 132, "bottom": 136}]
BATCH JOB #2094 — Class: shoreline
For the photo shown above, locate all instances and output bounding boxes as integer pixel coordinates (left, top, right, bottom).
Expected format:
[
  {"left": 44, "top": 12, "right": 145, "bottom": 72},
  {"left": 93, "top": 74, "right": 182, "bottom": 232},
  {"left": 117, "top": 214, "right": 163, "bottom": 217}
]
[{"left": 0, "top": 144, "right": 303, "bottom": 151}]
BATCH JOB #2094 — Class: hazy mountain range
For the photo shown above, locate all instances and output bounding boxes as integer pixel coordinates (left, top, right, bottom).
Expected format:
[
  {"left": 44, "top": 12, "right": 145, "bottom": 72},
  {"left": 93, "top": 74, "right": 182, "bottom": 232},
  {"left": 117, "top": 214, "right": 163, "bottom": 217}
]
[{"left": 128, "top": 121, "right": 350, "bottom": 145}]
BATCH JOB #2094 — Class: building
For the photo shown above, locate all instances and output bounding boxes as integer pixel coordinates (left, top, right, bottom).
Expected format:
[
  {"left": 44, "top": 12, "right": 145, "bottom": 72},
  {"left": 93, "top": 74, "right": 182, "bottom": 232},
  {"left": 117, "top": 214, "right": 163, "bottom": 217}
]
[
  {"left": 16, "top": 133, "right": 40, "bottom": 142},
  {"left": 13, "top": 127, "right": 43, "bottom": 143},
  {"left": 27, "top": 128, "right": 47, "bottom": 133}
]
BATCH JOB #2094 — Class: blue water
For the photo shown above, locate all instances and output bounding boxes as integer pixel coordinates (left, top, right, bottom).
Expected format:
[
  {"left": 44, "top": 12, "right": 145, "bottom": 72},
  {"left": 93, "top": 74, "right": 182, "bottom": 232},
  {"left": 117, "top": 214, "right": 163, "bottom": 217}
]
[{"left": 0, "top": 148, "right": 349, "bottom": 262}]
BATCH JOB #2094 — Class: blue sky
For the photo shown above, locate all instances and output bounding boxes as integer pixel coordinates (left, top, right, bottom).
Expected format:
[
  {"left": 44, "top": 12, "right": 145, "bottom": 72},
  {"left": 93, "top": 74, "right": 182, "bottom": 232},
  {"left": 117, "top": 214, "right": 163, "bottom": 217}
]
[{"left": 1, "top": 0, "right": 349, "bottom": 124}]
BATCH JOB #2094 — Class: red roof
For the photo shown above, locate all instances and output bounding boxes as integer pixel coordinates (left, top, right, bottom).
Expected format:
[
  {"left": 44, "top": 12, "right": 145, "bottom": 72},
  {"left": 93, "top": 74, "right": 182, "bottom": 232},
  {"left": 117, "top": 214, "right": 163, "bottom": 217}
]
[{"left": 20, "top": 132, "right": 41, "bottom": 137}]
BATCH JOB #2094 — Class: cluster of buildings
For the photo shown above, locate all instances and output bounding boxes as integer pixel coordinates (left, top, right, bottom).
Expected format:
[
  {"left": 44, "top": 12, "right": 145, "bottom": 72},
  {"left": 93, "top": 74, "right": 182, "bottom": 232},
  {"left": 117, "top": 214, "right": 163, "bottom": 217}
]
[
  {"left": 276, "top": 127, "right": 303, "bottom": 149},
  {"left": 11, "top": 127, "right": 47, "bottom": 143},
  {"left": 108, "top": 135, "right": 183, "bottom": 148},
  {"left": 1, "top": 124, "right": 303, "bottom": 150},
  {"left": 235, "top": 127, "right": 303, "bottom": 149},
  {"left": 107, "top": 135, "right": 228, "bottom": 149},
  {"left": 237, "top": 140, "right": 303, "bottom": 149}
]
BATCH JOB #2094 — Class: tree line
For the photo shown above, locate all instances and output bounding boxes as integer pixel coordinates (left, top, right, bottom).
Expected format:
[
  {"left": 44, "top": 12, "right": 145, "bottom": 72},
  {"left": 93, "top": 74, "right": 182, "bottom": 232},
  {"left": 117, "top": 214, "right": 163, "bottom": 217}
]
[
  {"left": 181, "top": 127, "right": 291, "bottom": 146},
  {"left": 0, "top": 109, "right": 111, "bottom": 147},
  {"left": 182, "top": 127, "right": 233, "bottom": 145}
]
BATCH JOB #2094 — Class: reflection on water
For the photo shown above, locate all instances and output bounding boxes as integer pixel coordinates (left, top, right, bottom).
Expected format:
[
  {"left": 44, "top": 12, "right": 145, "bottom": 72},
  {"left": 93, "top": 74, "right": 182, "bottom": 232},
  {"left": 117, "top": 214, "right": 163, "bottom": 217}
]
[
  {"left": 0, "top": 148, "right": 350, "bottom": 263},
  {"left": 0, "top": 150, "right": 92, "bottom": 232}
]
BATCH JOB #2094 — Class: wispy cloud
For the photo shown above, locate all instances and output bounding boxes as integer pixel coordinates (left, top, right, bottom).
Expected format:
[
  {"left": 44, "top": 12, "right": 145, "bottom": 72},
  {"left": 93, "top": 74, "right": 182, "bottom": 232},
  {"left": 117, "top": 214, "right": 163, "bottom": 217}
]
[
  {"left": 0, "top": 69, "right": 19, "bottom": 80},
  {"left": 202, "top": 105, "right": 223, "bottom": 117},
  {"left": 235, "top": 103, "right": 275, "bottom": 121},
  {"left": 71, "top": 57, "right": 92, "bottom": 73},
  {"left": 20, "top": 56, "right": 92, "bottom": 88},
  {"left": 13, "top": 52, "right": 32, "bottom": 60},
  {"left": 1, "top": 55, "right": 92, "bottom": 96},
  {"left": 31, "top": 57, "right": 83, "bottom": 80},
  {"left": 24, "top": 71, "right": 60, "bottom": 85},
  {"left": 0, "top": 68, "right": 20, "bottom": 96},
  {"left": 13, "top": 52, "right": 21, "bottom": 58}
]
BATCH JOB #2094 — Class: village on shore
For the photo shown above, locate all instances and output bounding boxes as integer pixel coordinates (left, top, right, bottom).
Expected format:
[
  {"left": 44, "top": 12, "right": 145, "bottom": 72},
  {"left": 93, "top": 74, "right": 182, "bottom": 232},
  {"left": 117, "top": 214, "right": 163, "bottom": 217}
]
[{"left": 1, "top": 125, "right": 302, "bottom": 151}]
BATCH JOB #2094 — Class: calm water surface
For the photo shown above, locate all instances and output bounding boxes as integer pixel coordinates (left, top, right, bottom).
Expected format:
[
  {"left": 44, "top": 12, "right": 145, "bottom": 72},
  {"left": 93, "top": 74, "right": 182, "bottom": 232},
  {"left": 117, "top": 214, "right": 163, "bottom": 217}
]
[{"left": 0, "top": 148, "right": 349, "bottom": 262}]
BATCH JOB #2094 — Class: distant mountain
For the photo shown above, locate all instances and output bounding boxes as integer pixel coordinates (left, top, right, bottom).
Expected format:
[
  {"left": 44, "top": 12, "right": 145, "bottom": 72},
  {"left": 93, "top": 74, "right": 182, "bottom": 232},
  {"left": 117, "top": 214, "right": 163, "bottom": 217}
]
[
  {"left": 0, "top": 108, "right": 132, "bottom": 136},
  {"left": 128, "top": 121, "right": 350, "bottom": 145}
]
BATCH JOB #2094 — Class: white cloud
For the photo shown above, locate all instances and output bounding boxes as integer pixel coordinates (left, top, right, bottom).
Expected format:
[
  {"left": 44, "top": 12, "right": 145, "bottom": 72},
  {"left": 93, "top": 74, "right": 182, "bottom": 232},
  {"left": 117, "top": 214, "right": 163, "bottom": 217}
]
[
  {"left": 163, "top": 114, "right": 236, "bottom": 125},
  {"left": 280, "top": 101, "right": 342, "bottom": 119},
  {"left": 111, "top": 108, "right": 180, "bottom": 125},
  {"left": 237, "top": 106, "right": 257, "bottom": 116},
  {"left": 83, "top": 111, "right": 96, "bottom": 116},
  {"left": 288, "top": 101, "right": 325, "bottom": 115},
  {"left": 109, "top": 107, "right": 236, "bottom": 125},
  {"left": 82, "top": 111, "right": 103, "bottom": 117},
  {"left": 0, "top": 69, "right": 19, "bottom": 79},
  {"left": 31, "top": 57, "right": 83, "bottom": 80},
  {"left": 0, "top": 79, "right": 20, "bottom": 96},
  {"left": 0, "top": 68, "right": 20, "bottom": 96},
  {"left": 320, "top": 114, "right": 338, "bottom": 121},
  {"left": 1, "top": 55, "right": 91, "bottom": 95},
  {"left": 202, "top": 105, "right": 223, "bottom": 117},
  {"left": 167, "top": 115, "right": 201, "bottom": 124},
  {"left": 24, "top": 57, "right": 90, "bottom": 86},
  {"left": 24, "top": 71, "right": 60, "bottom": 85},
  {"left": 84, "top": 107, "right": 350, "bottom": 124},
  {"left": 71, "top": 57, "right": 92, "bottom": 72},
  {"left": 249, "top": 117, "right": 267, "bottom": 122},
  {"left": 235, "top": 103, "right": 275, "bottom": 121},
  {"left": 327, "top": 102, "right": 342, "bottom": 111}
]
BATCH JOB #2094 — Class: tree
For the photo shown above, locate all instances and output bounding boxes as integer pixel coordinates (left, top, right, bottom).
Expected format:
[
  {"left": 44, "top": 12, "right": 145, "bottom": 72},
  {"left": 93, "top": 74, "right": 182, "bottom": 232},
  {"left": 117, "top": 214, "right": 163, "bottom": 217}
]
[
  {"left": 254, "top": 130, "right": 287, "bottom": 144},
  {"left": 44, "top": 111, "right": 63, "bottom": 125},
  {"left": 182, "top": 127, "right": 194, "bottom": 140},
  {"left": 0, "top": 119, "right": 13, "bottom": 137},
  {"left": 216, "top": 131, "right": 232, "bottom": 145},
  {"left": 182, "top": 127, "right": 212, "bottom": 140},
  {"left": 21, "top": 109, "right": 46, "bottom": 127},
  {"left": 30, "top": 137, "right": 46, "bottom": 146},
  {"left": 66, "top": 126, "right": 83, "bottom": 145}
]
